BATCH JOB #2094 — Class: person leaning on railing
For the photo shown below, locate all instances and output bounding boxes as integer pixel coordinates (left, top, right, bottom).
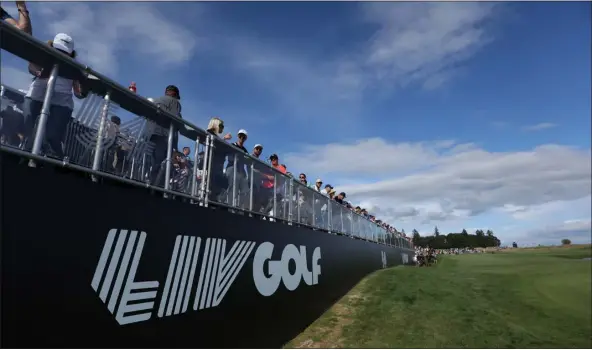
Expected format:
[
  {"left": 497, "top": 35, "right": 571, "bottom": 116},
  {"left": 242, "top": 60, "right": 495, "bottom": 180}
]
[
  {"left": 1, "top": 1, "right": 32, "bottom": 35},
  {"left": 23, "top": 33, "right": 88, "bottom": 160}
]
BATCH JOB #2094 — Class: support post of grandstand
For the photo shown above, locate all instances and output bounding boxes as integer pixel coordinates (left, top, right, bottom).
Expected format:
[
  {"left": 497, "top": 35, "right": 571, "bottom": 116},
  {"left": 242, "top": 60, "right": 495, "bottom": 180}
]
[
  {"left": 91, "top": 92, "right": 111, "bottom": 182},
  {"left": 190, "top": 136, "right": 200, "bottom": 199},
  {"left": 249, "top": 163, "right": 254, "bottom": 212},
  {"left": 31, "top": 64, "right": 59, "bottom": 158},
  {"left": 232, "top": 153, "right": 238, "bottom": 207},
  {"left": 0, "top": 85, "right": 4, "bottom": 98},
  {"left": 273, "top": 173, "right": 277, "bottom": 219},
  {"left": 203, "top": 134, "right": 214, "bottom": 207},
  {"left": 163, "top": 122, "right": 175, "bottom": 196}
]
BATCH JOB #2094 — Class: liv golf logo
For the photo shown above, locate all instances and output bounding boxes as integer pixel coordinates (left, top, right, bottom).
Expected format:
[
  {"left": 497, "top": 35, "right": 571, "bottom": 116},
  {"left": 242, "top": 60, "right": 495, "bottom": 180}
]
[
  {"left": 91, "top": 229, "right": 322, "bottom": 325},
  {"left": 401, "top": 253, "right": 409, "bottom": 264}
]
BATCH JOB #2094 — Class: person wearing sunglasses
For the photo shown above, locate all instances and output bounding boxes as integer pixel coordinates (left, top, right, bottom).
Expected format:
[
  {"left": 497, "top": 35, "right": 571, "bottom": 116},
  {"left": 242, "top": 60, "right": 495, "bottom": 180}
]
[
  {"left": 252, "top": 144, "right": 263, "bottom": 159},
  {"left": 299, "top": 173, "right": 307, "bottom": 185}
]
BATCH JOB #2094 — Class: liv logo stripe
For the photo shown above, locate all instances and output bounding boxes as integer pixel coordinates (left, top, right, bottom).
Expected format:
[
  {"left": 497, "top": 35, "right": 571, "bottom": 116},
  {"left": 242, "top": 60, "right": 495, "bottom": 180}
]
[
  {"left": 91, "top": 229, "right": 159, "bottom": 325},
  {"left": 193, "top": 238, "right": 256, "bottom": 310},
  {"left": 158, "top": 235, "right": 202, "bottom": 318}
]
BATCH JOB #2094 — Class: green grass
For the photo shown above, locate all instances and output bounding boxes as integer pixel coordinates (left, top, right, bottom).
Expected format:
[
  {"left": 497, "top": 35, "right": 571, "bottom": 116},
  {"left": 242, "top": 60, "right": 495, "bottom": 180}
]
[{"left": 287, "top": 245, "right": 592, "bottom": 349}]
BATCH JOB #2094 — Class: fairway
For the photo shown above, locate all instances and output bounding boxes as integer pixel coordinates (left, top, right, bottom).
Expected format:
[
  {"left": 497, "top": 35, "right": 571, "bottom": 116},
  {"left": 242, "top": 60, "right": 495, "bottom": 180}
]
[{"left": 287, "top": 246, "right": 592, "bottom": 349}]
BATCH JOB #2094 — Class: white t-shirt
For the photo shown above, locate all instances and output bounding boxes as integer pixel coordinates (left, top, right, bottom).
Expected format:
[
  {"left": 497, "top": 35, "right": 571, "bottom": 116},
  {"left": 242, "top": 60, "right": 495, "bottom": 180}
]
[{"left": 25, "top": 76, "right": 74, "bottom": 109}]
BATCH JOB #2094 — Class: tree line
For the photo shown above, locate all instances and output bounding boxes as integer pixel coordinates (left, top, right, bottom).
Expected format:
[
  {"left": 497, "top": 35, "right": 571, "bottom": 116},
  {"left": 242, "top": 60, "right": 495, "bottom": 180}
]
[{"left": 411, "top": 226, "right": 501, "bottom": 249}]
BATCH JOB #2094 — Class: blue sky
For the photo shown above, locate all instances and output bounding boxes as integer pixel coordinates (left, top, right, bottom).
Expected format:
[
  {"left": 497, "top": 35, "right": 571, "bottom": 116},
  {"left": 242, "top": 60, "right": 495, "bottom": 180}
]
[{"left": 1, "top": 1, "right": 590, "bottom": 246}]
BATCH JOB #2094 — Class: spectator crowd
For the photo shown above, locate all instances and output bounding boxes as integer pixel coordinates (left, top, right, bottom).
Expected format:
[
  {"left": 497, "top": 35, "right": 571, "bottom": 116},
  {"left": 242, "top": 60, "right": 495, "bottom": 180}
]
[{"left": 0, "top": 1, "right": 412, "bottom": 245}]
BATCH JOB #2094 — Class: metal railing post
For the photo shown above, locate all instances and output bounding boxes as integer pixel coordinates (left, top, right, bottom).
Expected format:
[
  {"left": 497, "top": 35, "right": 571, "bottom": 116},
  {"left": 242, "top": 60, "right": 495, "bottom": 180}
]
[
  {"left": 288, "top": 179, "right": 293, "bottom": 224},
  {"left": 272, "top": 173, "right": 277, "bottom": 218},
  {"left": 163, "top": 122, "right": 175, "bottom": 196},
  {"left": 31, "top": 64, "right": 59, "bottom": 157},
  {"left": 249, "top": 163, "right": 254, "bottom": 212},
  {"left": 231, "top": 154, "right": 238, "bottom": 207},
  {"left": 340, "top": 206, "right": 344, "bottom": 235},
  {"left": 190, "top": 137, "right": 200, "bottom": 197},
  {"left": 297, "top": 184, "right": 301, "bottom": 224},
  {"left": 91, "top": 92, "right": 111, "bottom": 182},
  {"left": 312, "top": 193, "right": 316, "bottom": 228},
  {"left": 203, "top": 134, "right": 214, "bottom": 207},
  {"left": 199, "top": 134, "right": 211, "bottom": 203},
  {"left": 328, "top": 199, "right": 332, "bottom": 233},
  {"left": 0, "top": 85, "right": 4, "bottom": 136}
]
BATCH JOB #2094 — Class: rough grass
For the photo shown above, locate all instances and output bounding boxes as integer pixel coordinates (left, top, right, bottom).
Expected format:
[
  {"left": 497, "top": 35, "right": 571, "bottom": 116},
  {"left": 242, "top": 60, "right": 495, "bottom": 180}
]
[{"left": 286, "top": 245, "right": 592, "bottom": 349}]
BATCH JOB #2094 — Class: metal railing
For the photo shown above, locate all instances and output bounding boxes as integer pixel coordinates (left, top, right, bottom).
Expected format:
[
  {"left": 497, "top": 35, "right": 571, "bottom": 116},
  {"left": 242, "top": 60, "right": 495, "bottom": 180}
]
[{"left": 0, "top": 21, "right": 414, "bottom": 251}]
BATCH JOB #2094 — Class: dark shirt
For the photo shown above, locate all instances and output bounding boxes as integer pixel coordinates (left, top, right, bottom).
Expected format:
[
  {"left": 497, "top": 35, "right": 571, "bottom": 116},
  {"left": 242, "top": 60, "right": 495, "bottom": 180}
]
[
  {"left": 150, "top": 95, "right": 182, "bottom": 150},
  {"left": 152, "top": 95, "right": 182, "bottom": 117},
  {"left": 226, "top": 141, "right": 249, "bottom": 176}
]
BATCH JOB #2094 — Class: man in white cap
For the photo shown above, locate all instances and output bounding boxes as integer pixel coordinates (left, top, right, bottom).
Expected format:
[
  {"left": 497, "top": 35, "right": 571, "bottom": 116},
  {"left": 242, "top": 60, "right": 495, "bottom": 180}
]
[
  {"left": 311, "top": 178, "right": 322, "bottom": 192},
  {"left": 252, "top": 143, "right": 263, "bottom": 159},
  {"left": 23, "top": 32, "right": 88, "bottom": 160}
]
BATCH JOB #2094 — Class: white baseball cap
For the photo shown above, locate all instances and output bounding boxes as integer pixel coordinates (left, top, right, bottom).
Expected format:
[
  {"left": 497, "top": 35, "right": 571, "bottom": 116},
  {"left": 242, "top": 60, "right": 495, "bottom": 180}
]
[
  {"left": 53, "top": 33, "right": 74, "bottom": 55},
  {"left": 238, "top": 129, "right": 248, "bottom": 136},
  {"left": 254, "top": 144, "right": 263, "bottom": 149}
]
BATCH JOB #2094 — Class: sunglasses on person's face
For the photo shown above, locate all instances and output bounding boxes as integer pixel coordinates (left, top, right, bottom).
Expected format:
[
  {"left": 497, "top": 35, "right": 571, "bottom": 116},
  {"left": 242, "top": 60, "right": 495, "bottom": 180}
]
[{"left": 255, "top": 147, "right": 262, "bottom": 151}]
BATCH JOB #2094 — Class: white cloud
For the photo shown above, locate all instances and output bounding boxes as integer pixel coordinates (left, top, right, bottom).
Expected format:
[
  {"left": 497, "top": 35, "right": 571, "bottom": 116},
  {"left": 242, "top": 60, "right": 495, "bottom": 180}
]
[
  {"left": 360, "top": 2, "right": 498, "bottom": 90},
  {"left": 284, "top": 138, "right": 591, "bottom": 243},
  {"left": 28, "top": 2, "right": 199, "bottom": 76},
  {"left": 227, "top": 2, "right": 500, "bottom": 121},
  {"left": 523, "top": 122, "right": 557, "bottom": 131}
]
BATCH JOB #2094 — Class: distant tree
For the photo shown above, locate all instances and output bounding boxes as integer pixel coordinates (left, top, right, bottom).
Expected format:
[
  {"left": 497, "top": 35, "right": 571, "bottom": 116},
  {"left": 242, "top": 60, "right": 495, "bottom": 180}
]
[
  {"left": 476, "top": 229, "right": 484, "bottom": 237},
  {"left": 413, "top": 228, "right": 502, "bottom": 249},
  {"left": 561, "top": 238, "right": 571, "bottom": 246},
  {"left": 512, "top": 242, "right": 518, "bottom": 248},
  {"left": 412, "top": 230, "right": 421, "bottom": 245},
  {"left": 486, "top": 229, "right": 494, "bottom": 237}
]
